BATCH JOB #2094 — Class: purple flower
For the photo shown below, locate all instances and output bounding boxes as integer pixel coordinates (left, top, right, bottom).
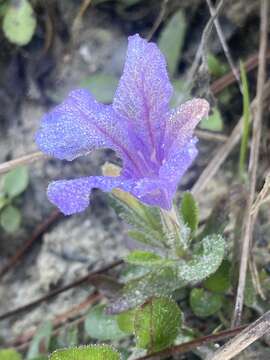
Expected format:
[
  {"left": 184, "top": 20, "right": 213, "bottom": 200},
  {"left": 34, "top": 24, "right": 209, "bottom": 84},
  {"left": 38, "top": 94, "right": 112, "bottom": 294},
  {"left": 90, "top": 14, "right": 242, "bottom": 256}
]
[{"left": 36, "top": 34, "right": 209, "bottom": 215}]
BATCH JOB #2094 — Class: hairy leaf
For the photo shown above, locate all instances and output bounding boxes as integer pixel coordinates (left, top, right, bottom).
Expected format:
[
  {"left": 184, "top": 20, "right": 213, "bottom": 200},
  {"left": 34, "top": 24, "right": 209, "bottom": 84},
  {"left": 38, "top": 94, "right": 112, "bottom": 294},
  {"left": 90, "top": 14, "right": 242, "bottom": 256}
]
[
  {"left": 134, "top": 297, "right": 182, "bottom": 352},
  {"left": 50, "top": 345, "right": 120, "bottom": 360},
  {"left": 177, "top": 235, "right": 225, "bottom": 283}
]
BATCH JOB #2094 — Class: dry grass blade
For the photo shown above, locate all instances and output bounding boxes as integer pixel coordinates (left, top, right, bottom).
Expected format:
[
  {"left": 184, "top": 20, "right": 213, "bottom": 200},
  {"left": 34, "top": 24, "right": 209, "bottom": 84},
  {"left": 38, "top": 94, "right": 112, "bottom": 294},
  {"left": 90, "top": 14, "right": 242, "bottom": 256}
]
[
  {"left": 0, "top": 151, "right": 47, "bottom": 175},
  {"left": 232, "top": 0, "right": 269, "bottom": 328},
  {"left": 207, "top": 310, "right": 270, "bottom": 360},
  {"left": 191, "top": 80, "right": 270, "bottom": 198},
  {"left": 205, "top": 0, "right": 241, "bottom": 91}
]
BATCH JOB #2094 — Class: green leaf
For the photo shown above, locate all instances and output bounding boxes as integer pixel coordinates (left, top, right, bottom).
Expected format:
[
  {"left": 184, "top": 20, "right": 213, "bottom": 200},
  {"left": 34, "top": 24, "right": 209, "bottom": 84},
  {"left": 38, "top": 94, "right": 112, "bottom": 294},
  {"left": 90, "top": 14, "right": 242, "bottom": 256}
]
[
  {"left": 177, "top": 235, "right": 226, "bottom": 283},
  {"left": 108, "top": 195, "right": 166, "bottom": 248},
  {"left": 3, "top": 0, "right": 36, "bottom": 45},
  {"left": 244, "top": 272, "right": 256, "bottom": 307},
  {"left": 108, "top": 266, "right": 184, "bottom": 314},
  {"left": 238, "top": 61, "right": 251, "bottom": 178},
  {"left": 207, "top": 53, "right": 228, "bottom": 77},
  {"left": 125, "top": 250, "right": 170, "bottom": 267},
  {"left": 180, "top": 192, "right": 199, "bottom": 235},
  {"left": 203, "top": 260, "right": 231, "bottom": 293},
  {"left": 84, "top": 304, "right": 126, "bottom": 340},
  {"left": 134, "top": 297, "right": 182, "bottom": 352},
  {"left": 200, "top": 107, "right": 223, "bottom": 132},
  {"left": 50, "top": 345, "right": 120, "bottom": 360},
  {"left": 27, "top": 321, "right": 53, "bottom": 359},
  {"left": 117, "top": 309, "right": 136, "bottom": 334},
  {"left": 0, "top": 349, "right": 22, "bottom": 360},
  {"left": 0, "top": 205, "right": 21, "bottom": 233},
  {"left": 3, "top": 166, "right": 29, "bottom": 198},
  {"left": 190, "top": 288, "right": 223, "bottom": 317},
  {"left": 170, "top": 78, "right": 189, "bottom": 107},
  {"left": 0, "top": 193, "right": 7, "bottom": 211},
  {"left": 80, "top": 74, "right": 118, "bottom": 103},
  {"left": 158, "top": 10, "right": 187, "bottom": 76}
]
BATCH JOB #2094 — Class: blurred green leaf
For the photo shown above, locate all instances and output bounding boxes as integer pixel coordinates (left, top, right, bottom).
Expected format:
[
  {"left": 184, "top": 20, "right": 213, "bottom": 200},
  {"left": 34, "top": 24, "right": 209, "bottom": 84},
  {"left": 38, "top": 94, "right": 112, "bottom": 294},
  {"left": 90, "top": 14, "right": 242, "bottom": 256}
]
[
  {"left": 170, "top": 78, "right": 189, "bottom": 107},
  {"left": 180, "top": 192, "right": 199, "bottom": 236},
  {"left": 0, "top": 205, "right": 21, "bottom": 233},
  {"left": 200, "top": 107, "right": 223, "bottom": 132},
  {"left": 177, "top": 235, "right": 225, "bottom": 283},
  {"left": 207, "top": 53, "right": 228, "bottom": 77},
  {"left": 84, "top": 304, "right": 126, "bottom": 340},
  {"left": 3, "top": 166, "right": 29, "bottom": 198},
  {"left": 158, "top": 10, "right": 187, "bottom": 77},
  {"left": 117, "top": 309, "right": 136, "bottom": 334},
  {"left": 27, "top": 321, "right": 52, "bottom": 359},
  {"left": 0, "top": 349, "right": 22, "bottom": 360},
  {"left": 134, "top": 297, "right": 182, "bottom": 352},
  {"left": 203, "top": 260, "right": 231, "bottom": 293},
  {"left": 0, "top": 193, "right": 7, "bottom": 211},
  {"left": 80, "top": 74, "right": 118, "bottom": 103},
  {"left": 244, "top": 272, "right": 256, "bottom": 308},
  {"left": 3, "top": 0, "right": 36, "bottom": 45},
  {"left": 50, "top": 345, "right": 120, "bottom": 360},
  {"left": 239, "top": 61, "right": 251, "bottom": 178},
  {"left": 190, "top": 288, "right": 223, "bottom": 317},
  {"left": 125, "top": 250, "right": 170, "bottom": 267}
]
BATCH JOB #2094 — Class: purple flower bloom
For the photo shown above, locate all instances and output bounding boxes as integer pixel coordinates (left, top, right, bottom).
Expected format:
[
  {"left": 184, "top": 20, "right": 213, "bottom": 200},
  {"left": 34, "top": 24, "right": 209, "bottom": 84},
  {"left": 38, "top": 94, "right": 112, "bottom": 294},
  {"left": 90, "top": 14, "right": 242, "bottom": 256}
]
[{"left": 36, "top": 34, "right": 209, "bottom": 215}]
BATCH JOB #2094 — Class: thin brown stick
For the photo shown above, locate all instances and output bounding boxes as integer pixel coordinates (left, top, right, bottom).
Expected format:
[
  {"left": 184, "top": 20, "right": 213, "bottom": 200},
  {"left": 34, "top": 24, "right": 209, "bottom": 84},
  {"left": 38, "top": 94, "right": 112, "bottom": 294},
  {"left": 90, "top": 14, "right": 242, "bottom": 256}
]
[
  {"left": 136, "top": 325, "right": 247, "bottom": 360},
  {"left": 211, "top": 50, "right": 270, "bottom": 95},
  {"left": 72, "top": 0, "right": 92, "bottom": 34},
  {"left": 4, "top": 292, "right": 101, "bottom": 350},
  {"left": 191, "top": 80, "right": 270, "bottom": 198},
  {"left": 0, "top": 209, "right": 62, "bottom": 279},
  {"left": 186, "top": 0, "right": 225, "bottom": 85},
  {"left": 0, "top": 259, "right": 123, "bottom": 321},
  {"left": 0, "top": 151, "right": 46, "bottom": 175},
  {"left": 232, "top": 0, "right": 268, "bottom": 328},
  {"left": 206, "top": 0, "right": 241, "bottom": 90},
  {"left": 195, "top": 129, "right": 228, "bottom": 142},
  {"left": 208, "top": 311, "right": 270, "bottom": 360},
  {"left": 147, "top": 0, "right": 168, "bottom": 41}
]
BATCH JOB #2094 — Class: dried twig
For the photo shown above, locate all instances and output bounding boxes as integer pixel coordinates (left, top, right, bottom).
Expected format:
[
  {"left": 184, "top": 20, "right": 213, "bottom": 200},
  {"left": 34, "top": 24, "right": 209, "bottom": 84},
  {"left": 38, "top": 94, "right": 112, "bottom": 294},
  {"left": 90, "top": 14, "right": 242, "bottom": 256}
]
[
  {"left": 210, "top": 50, "right": 270, "bottom": 94},
  {"left": 232, "top": 0, "right": 269, "bottom": 327},
  {"left": 0, "top": 260, "right": 123, "bottom": 321},
  {"left": 195, "top": 129, "right": 228, "bottom": 142},
  {"left": 147, "top": 0, "right": 168, "bottom": 41},
  {"left": 135, "top": 325, "right": 247, "bottom": 360},
  {"left": 0, "top": 151, "right": 46, "bottom": 176},
  {"left": 191, "top": 80, "right": 270, "bottom": 198},
  {"left": 208, "top": 310, "right": 270, "bottom": 360},
  {"left": 186, "top": 0, "right": 225, "bottom": 85},
  {"left": 0, "top": 210, "right": 62, "bottom": 279},
  {"left": 72, "top": 0, "right": 92, "bottom": 35},
  {"left": 5, "top": 292, "right": 101, "bottom": 350},
  {"left": 205, "top": 0, "right": 241, "bottom": 91}
]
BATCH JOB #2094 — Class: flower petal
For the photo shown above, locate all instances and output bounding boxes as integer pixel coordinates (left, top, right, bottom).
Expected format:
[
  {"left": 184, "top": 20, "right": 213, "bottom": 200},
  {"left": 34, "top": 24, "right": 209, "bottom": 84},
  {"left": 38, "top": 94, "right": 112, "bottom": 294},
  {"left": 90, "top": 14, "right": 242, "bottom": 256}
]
[
  {"left": 48, "top": 176, "right": 135, "bottom": 215},
  {"left": 36, "top": 89, "right": 131, "bottom": 162},
  {"left": 113, "top": 34, "right": 173, "bottom": 160},
  {"left": 159, "top": 137, "right": 198, "bottom": 194},
  {"left": 164, "top": 98, "right": 209, "bottom": 156}
]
